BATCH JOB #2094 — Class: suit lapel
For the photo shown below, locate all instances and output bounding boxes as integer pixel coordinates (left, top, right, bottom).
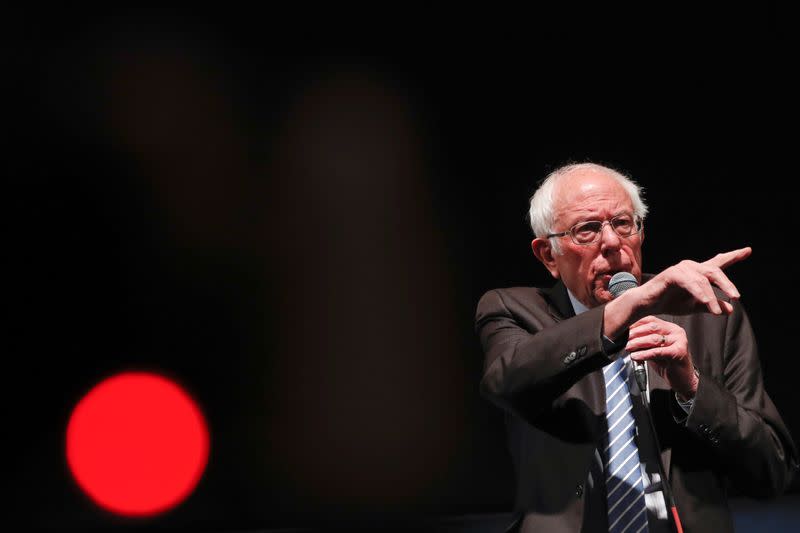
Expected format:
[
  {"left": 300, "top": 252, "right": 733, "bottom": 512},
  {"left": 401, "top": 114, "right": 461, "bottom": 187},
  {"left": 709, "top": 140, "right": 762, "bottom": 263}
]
[
  {"left": 541, "top": 281, "right": 605, "bottom": 415},
  {"left": 541, "top": 280, "right": 576, "bottom": 322}
]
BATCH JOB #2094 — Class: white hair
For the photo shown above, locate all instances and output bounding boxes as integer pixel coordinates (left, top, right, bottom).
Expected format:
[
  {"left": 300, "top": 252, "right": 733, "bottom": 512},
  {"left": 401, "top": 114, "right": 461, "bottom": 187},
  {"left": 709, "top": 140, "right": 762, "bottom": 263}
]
[{"left": 528, "top": 163, "right": 648, "bottom": 254}]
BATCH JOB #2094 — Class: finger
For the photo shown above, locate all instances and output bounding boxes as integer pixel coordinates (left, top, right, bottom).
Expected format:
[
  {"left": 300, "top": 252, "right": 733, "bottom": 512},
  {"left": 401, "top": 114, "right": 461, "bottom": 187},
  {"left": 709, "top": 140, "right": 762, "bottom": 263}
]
[
  {"left": 628, "top": 322, "right": 663, "bottom": 340},
  {"left": 629, "top": 315, "right": 660, "bottom": 330},
  {"left": 698, "top": 278, "right": 723, "bottom": 315},
  {"left": 629, "top": 347, "right": 667, "bottom": 362},
  {"left": 629, "top": 346, "right": 684, "bottom": 363},
  {"left": 704, "top": 247, "right": 752, "bottom": 270},
  {"left": 628, "top": 317, "right": 681, "bottom": 339},
  {"left": 680, "top": 269, "right": 722, "bottom": 314},
  {"left": 625, "top": 333, "right": 666, "bottom": 352},
  {"left": 703, "top": 267, "right": 741, "bottom": 300},
  {"left": 671, "top": 277, "right": 736, "bottom": 314}
]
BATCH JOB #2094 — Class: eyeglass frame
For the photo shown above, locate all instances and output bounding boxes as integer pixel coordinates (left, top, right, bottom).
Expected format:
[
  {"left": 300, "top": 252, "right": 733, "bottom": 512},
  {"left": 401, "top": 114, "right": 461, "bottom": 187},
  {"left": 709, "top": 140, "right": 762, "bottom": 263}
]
[{"left": 545, "top": 213, "right": 644, "bottom": 245}]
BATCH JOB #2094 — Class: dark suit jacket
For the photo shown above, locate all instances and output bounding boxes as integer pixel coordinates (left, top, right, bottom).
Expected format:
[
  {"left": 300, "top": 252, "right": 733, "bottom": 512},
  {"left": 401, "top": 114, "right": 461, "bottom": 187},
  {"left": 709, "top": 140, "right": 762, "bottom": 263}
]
[{"left": 476, "top": 279, "right": 798, "bottom": 532}]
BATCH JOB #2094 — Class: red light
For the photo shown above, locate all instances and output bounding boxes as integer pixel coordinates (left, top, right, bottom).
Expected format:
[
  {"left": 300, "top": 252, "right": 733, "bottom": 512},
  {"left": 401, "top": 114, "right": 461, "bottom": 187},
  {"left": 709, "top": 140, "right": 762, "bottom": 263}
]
[{"left": 66, "top": 372, "right": 209, "bottom": 517}]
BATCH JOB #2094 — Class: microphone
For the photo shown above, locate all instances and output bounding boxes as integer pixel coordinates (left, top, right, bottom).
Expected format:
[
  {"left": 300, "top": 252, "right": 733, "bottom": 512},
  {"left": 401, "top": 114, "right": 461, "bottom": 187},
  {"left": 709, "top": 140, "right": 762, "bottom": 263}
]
[{"left": 608, "top": 272, "right": 648, "bottom": 394}]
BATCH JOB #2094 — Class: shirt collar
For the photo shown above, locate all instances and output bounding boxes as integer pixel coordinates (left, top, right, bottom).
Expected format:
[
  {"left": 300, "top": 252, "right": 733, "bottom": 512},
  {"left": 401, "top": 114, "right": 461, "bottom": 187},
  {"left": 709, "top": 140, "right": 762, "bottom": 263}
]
[{"left": 567, "top": 289, "right": 590, "bottom": 315}]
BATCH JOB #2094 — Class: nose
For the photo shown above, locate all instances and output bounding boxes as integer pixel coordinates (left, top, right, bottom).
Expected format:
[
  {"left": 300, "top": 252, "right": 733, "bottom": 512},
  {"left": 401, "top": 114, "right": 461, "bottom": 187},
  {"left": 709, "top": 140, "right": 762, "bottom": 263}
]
[{"left": 599, "top": 221, "right": 622, "bottom": 255}]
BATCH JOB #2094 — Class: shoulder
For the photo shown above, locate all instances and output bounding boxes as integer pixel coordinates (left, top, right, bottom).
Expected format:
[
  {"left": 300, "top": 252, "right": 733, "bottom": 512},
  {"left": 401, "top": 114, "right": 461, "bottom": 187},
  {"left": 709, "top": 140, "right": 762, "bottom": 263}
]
[
  {"left": 477, "top": 286, "right": 546, "bottom": 309},
  {"left": 475, "top": 286, "right": 552, "bottom": 323}
]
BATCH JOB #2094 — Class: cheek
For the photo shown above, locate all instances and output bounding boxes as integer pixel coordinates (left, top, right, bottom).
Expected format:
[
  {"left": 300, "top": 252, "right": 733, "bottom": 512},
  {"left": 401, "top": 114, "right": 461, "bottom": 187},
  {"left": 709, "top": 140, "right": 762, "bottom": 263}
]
[
  {"left": 628, "top": 242, "right": 644, "bottom": 261},
  {"left": 630, "top": 250, "right": 644, "bottom": 273},
  {"left": 558, "top": 249, "right": 598, "bottom": 286}
]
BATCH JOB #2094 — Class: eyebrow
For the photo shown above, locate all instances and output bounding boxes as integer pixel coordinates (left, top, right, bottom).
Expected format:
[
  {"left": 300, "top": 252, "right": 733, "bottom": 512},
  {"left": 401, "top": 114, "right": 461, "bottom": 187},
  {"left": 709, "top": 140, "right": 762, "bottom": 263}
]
[{"left": 563, "top": 210, "right": 633, "bottom": 227}]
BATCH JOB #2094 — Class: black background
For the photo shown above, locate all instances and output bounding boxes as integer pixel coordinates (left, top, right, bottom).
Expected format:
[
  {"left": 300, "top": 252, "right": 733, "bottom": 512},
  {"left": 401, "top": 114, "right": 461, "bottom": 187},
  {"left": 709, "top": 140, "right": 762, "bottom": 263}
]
[{"left": 6, "top": 6, "right": 798, "bottom": 530}]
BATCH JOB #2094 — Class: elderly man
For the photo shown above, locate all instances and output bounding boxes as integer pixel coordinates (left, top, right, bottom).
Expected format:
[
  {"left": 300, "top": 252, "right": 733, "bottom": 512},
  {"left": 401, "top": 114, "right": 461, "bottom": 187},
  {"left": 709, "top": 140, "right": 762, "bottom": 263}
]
[{"left": 476, "top": 163, "right": 797, "bottom": 532}]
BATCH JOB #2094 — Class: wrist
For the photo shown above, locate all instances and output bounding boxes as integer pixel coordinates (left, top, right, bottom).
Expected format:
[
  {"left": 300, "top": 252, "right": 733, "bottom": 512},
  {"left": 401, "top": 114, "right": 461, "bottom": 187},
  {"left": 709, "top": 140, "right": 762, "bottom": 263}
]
[
  {"left": 603, "top": 288, "right": 647, "bottom": 339},
  {"left": 676, "top": 365, "right": 700, "bottom": 402}
]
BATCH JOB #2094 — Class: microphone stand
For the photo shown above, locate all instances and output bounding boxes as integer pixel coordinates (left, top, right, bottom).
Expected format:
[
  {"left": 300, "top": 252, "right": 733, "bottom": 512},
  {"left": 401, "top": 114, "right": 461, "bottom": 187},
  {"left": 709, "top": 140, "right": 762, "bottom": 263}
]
[{"left": 633, "top": 362, "right": 685, "bottom": 533}]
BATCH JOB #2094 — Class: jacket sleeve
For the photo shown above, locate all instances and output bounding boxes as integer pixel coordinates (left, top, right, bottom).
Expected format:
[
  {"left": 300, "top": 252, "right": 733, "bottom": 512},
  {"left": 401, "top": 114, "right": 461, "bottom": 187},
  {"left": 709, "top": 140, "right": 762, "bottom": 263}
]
[
  {"left": 683, "top": 299, "right": 799, "bottom": 497},
  {"left": 476, "top": 288, "right": 619, "bottom": 423}
]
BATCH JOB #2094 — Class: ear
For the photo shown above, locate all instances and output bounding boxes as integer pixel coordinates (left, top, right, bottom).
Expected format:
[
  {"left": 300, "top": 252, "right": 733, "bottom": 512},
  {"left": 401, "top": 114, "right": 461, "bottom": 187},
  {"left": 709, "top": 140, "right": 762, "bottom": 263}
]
[{"left": 532, "top": 238, "right": 560, "bottom": 279}]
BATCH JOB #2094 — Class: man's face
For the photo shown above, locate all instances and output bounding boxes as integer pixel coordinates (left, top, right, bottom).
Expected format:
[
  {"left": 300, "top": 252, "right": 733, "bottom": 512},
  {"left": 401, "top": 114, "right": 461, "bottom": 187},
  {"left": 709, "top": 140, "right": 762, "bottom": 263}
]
[{"left": 533, "top": 169, "right": 644, "bottom": 308}]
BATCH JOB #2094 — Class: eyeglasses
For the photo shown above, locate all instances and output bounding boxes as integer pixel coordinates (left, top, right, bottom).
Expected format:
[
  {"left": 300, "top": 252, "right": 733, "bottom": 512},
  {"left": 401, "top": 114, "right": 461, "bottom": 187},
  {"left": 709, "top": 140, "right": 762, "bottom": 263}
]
[{"left": 546, "top": 214, "right": 643, "bottom": 245}]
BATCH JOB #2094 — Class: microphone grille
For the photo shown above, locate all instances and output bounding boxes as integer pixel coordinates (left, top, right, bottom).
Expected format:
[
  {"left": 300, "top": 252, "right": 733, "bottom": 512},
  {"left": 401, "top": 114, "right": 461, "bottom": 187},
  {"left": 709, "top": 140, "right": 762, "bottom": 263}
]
[{"left": 608, "top": 271, "right": 638, "bottom": 298}]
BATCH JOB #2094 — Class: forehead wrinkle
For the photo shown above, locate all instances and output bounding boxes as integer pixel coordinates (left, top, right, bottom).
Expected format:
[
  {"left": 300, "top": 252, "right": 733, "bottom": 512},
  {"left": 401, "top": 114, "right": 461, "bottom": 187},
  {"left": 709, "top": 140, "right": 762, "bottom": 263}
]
[
  {"left": 552, "top": 173, "right": 633, "bottom": 229},
  {"left": 553, "top": 198, "right": 632, "bottom": 229}
]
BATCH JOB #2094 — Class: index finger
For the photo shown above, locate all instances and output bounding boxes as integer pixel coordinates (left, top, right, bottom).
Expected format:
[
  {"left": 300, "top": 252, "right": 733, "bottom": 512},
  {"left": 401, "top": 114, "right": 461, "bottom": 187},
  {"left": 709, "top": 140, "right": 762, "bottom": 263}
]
[
  {"left": 704, "top": 247, "right": 752, "bottom": 270},
  {"left": 630, "top": 315, "right": 661, "bottom": 330}
]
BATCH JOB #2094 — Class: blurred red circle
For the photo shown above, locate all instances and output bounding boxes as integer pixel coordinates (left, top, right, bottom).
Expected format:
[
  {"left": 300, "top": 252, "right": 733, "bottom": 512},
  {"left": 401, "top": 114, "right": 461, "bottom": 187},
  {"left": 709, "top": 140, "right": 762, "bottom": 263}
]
[{"left": 66, "top": 372, "right": 209, "bottom": 516}]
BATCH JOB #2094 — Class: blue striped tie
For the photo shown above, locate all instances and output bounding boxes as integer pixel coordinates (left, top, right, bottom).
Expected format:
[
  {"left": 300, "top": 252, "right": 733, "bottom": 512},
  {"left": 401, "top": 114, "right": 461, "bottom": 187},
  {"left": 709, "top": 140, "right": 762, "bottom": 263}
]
[{"left": 603, "top": 357, "right": 649, "bottom": 533}]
